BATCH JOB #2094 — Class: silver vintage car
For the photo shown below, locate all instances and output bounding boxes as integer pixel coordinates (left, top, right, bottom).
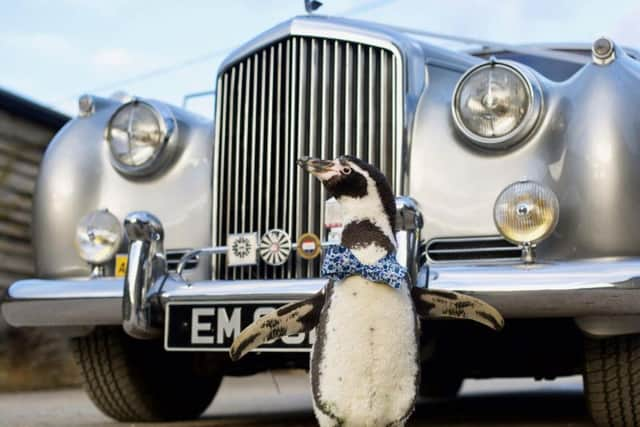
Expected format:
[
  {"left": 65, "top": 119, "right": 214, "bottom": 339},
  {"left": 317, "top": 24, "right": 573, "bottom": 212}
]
[{"left": 3, "top": 13, "right": 640, "bottom": 426}]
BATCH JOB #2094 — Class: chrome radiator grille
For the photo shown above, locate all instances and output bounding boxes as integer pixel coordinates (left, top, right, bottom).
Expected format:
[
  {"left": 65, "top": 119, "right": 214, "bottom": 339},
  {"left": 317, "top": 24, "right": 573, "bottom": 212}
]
[{"left": 212, "top": 35, "right": 400, "bottom": 279}]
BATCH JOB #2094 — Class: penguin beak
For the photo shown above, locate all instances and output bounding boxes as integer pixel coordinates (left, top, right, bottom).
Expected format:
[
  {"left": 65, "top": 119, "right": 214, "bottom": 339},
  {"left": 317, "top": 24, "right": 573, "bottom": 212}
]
[{"left": 297, "top": 157, "right": 343, "bottom": 181}]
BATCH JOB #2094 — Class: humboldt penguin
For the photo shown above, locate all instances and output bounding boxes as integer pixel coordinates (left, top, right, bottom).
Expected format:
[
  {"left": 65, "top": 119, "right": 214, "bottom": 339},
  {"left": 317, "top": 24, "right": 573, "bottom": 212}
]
[{"left": 230, "top": 155, "right": 504, "bottom": 427}]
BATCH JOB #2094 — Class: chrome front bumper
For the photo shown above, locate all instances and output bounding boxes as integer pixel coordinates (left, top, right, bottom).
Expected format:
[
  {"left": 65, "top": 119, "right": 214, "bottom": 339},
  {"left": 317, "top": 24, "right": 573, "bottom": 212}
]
[
  {"left": 5, "top": 208, "right": 640, "bottom": 339},
  {"left": 4, "top": 257, "right": 640, "bottom": 337}
]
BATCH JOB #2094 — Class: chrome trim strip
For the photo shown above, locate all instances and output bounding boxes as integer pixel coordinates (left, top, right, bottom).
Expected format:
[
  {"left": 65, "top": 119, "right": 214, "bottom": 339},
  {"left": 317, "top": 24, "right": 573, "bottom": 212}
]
[
  {"left": 429, "top": 247, "right": 520, "bottom": 254},
  {"left": 426, "top": 236, "right": 520, "bottom": 264}
]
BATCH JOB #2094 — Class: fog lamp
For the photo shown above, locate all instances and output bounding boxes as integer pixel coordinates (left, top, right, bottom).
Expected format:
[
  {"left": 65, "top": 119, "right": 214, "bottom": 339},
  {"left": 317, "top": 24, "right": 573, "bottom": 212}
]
[
  {"left": 75, "top": 209, "right": 123, "bottom": 265},
  {"left": 493, "top": 181, "right": 559, "bottom": 247}
]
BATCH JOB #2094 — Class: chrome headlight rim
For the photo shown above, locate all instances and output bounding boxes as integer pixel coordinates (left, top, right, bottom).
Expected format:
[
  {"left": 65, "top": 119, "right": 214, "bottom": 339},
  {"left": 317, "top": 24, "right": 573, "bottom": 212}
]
[
  {"left": 452, "top": 60, "right": 543, "bottom": 149},
  {"left": 105, "top": 98, "right": 178, "bottom": 177}
]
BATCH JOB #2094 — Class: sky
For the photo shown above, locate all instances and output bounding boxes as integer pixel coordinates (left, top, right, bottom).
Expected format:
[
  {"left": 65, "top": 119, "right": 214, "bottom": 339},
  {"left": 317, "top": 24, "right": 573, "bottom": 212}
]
[{"left": 2, "top": 0, "right": 640, "bottom": 118}]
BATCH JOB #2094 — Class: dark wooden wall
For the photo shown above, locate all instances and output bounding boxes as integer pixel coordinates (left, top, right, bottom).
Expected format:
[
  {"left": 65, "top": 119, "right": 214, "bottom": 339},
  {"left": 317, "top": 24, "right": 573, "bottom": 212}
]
[
  {"left": 0, "top": 89, "right": 69, "bottom": 290},
  {"left": 0, "top": 89, "right": 73, "bottom": 390}
]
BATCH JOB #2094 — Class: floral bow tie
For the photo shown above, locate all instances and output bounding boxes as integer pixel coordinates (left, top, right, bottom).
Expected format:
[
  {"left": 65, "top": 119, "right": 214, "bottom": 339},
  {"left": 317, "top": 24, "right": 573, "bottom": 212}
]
[{"left": 320, "top": 245, "right": 408, "bottom": 289}]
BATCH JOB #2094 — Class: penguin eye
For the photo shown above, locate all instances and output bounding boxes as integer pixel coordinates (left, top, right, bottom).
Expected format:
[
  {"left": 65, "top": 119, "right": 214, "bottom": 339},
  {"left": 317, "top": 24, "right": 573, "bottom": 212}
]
[{"left": 341, "top": 166, "right": 352, "bottom": 175}]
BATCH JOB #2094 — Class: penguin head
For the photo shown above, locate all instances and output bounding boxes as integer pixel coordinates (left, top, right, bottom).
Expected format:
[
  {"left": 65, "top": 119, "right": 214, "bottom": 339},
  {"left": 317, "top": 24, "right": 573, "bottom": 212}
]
[{"left": 297, "top": 155, "right": 396, "bottom": 231}]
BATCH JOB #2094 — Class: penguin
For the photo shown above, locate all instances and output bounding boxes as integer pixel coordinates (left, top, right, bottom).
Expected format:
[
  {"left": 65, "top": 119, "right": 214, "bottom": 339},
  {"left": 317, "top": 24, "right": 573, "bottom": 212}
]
[{"left": 230, "top": 155, "right": 504, "bottom": 427}]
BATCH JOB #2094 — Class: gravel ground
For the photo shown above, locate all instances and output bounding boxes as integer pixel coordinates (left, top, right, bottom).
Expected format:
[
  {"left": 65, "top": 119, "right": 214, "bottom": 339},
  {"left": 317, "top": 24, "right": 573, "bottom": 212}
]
[{"left": 0, "top": 372, "right": 593, "bottom": 427}]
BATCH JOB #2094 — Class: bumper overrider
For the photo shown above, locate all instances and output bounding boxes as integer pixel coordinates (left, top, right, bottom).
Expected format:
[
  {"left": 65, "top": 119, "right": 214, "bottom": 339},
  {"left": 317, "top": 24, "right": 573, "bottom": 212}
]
[{"left": 3, "top": 202, "right": 640, "bottom": 339}]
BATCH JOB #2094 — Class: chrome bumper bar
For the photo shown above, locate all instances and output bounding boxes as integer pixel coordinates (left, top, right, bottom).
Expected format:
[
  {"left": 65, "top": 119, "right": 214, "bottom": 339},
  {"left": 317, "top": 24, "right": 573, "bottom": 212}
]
[{"left": 4, "top": 257, "right": 640, "bottom": 328}]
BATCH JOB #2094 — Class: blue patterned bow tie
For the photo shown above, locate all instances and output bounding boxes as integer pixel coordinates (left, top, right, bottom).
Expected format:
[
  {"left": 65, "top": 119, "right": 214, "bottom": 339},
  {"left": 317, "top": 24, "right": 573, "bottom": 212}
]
[{"left": 320, "top": 245, "right": 408, "bottom": 289}]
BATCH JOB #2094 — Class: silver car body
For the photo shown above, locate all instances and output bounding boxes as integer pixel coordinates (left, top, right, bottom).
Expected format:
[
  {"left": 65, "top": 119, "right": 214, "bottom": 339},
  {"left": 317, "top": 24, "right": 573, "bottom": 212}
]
[{"left": 5, "top": 15, "right": 640, "bottom": 340}]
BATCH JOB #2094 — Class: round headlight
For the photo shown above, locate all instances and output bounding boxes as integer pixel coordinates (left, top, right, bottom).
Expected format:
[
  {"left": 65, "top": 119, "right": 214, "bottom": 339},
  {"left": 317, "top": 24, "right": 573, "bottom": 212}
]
[
  {"left": 493, "top": 181, "right": 559, "bottom": 245},
  {"left": 105, "top": 99, "right": 176, "bottom": 176},
  {"left": 75, "top": 209, "right": 123, "bottom": 264},
  {"left": 452, "top": 61, "right": 542, "bottom": 148}
]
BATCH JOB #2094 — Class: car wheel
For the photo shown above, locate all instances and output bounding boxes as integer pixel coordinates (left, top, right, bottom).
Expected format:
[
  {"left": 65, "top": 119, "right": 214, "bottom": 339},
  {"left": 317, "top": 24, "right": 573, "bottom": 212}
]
[
  {"left": 71, "top": 326, "right": 223, "bottom": 422},
  {"left": 583, "top": 334, "right": 640, "bottom": 427}
]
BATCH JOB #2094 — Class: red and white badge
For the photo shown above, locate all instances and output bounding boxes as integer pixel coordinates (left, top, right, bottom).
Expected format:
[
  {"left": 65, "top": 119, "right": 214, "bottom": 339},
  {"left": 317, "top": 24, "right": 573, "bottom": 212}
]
[{"left": 296, "top": 232, "right": 322, "bottom": 260}]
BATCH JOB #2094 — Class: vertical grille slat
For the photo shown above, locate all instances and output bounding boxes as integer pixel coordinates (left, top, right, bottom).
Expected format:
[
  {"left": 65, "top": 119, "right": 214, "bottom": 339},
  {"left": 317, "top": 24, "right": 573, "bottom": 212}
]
[
  {"left": 391, "top": 55, "right": 398, "bottom": 189},
  {"left": 283, "top": 39, "right": 291, "bottom": 279},
  {"left": 214, "top": 73, "right": 228, "bottom": 274},
  {"left": 332, "top": 40, "right": 342, "bottom": 160},
  {"left": 307, "top": 39, "right": 320, "bottom": 276},
  {"left": 320, "top": 39, "right": 331, "bottom": 243},
  {"left": 379, "top": 50, "right": 388, "bottom": 176},
  {"left": 356, "top": 44, "right": 365, "bottom": 159},
  {"left": 213, "top": 36, "right": 399, "bottom": 279},
  {"left": 249, "top": 55, "right": 258, "bottom": 234},
  {"left": 225, "top": 68, "right": 237, "bottom": 280},
  {"left": 287, "top": 38, "right": 297, "bottom": 278},
  {"left": 368, "top": 46, "right": 377, "bottom": 165},
  {"left": 344, "top": 42, "right": 353, "bottom": 155},
  {"left": 265, "top": 46, "right": 275, "bottom": 234},
  {"left": 296, "top": 37, "right": 308, "bottom": 276}
]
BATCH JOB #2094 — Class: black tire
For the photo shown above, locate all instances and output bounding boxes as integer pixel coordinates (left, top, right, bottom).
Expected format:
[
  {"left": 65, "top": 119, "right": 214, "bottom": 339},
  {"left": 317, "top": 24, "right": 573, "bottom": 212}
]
[
  {"left": 419, "top": 369, "right": 463, "bottom": 399},
  {"left": 71, "top": 326, "right": 223, "bottom": 422},
  {"left": 583, "top": 334, "right": 640, "bottom": 427}
]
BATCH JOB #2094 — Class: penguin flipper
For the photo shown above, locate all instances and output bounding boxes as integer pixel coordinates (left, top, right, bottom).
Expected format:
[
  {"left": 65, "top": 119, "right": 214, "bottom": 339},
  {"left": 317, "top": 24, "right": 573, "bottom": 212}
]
[
  {"left": 411, "top": 288, "right": 504, "bottom": 331},
  {"left": 229, "top": 289, "right": 325, "bottom": 361}
]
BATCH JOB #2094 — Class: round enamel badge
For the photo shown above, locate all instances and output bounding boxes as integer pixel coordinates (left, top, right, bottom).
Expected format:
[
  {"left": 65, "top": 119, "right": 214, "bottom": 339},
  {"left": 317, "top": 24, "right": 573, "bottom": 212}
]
[
  {"left": 259, "top": 229, "right": 292, "bottom": 266},
  {"left": 296, "top": 232, "right": 322, "bottom": 260}
]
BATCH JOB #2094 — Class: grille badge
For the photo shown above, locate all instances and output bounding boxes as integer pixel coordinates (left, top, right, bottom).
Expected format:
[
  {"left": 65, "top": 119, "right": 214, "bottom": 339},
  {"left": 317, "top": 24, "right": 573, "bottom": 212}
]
[
  {"left": 227, "top": 233, "right": 258, "bottom": 267},
  {"left": 259, "top": 229, "right": 292, "bottom": 266}
]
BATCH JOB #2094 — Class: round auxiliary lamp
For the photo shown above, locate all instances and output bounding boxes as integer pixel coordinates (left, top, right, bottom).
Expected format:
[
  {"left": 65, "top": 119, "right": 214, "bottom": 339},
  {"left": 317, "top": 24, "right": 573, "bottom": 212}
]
[{"left": 493, "top": 180, "right": 560, "bottom": 263}]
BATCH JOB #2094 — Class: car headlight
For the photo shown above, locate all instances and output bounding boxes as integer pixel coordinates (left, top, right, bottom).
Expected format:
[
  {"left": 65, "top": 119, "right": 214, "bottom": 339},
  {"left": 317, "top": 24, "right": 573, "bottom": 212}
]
[
  {"left": 105, "top": 99, "right": 177, "bottom": 176},
  {"left": 75, "top": 209, "right": 123, "bottom": 264},
  {"left": 452, "top": 61, "right": 542, "bottom": 148},
  {"left": 493, "top": 181, "right": 559, "bottom": 245}
]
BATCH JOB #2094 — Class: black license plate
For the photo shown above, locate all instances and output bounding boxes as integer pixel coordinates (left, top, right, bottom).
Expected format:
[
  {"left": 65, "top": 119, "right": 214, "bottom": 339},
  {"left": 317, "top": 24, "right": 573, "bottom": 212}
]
[{"left": 164, "top": 301, "right": 314, "bottom": 352}]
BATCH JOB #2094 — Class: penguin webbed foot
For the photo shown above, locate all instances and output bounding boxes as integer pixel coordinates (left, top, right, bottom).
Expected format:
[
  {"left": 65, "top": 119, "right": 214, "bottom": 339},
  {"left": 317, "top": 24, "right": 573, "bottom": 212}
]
[
  {"left": 229, "top": 288, "right": 325, "bottom": 361},
  {"left": 411, "top": 288, "right": 505, "bottom": 331}
]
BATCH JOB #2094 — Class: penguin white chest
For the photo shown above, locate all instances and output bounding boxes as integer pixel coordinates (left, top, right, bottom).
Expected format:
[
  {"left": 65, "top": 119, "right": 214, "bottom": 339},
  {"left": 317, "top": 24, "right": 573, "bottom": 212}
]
[{"left": 312, "top": 275, "right": 418, "bottom": 426}]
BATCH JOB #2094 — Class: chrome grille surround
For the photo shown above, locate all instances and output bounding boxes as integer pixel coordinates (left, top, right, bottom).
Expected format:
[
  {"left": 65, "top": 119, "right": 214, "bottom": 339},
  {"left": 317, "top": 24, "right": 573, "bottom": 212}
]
[
  {"left": 212, "top": 34, "right": 403, "bottom": 280},
  {"left": 426, "top": 236, "right": 521, "bottom": 263}
]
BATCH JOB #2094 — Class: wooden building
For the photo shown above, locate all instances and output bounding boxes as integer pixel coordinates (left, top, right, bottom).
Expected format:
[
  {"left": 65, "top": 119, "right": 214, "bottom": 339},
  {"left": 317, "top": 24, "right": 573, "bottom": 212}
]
[{"left": 0, "top": 88, "right": 69, "bottom": 290}]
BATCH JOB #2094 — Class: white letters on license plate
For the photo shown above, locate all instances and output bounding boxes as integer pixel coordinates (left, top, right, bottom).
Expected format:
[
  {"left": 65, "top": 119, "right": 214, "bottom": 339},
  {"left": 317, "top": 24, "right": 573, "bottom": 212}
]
[{"left": 165, "top": 302, "right": 314, "bottom": 351}]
